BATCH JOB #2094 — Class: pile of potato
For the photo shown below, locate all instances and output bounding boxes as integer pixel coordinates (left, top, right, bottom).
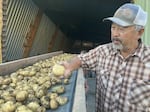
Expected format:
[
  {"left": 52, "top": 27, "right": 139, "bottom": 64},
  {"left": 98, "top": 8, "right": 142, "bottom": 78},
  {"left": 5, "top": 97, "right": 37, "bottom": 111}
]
[{"left": 0, "top": 53, "right": 75, "bottom": 112}]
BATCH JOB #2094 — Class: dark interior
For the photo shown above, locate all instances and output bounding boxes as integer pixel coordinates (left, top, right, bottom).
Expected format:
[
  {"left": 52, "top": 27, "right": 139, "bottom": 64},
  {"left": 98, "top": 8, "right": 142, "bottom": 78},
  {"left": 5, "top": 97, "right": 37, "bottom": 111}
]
[{"left": 32, "top": 0, "right": 132, "bottom": 50}]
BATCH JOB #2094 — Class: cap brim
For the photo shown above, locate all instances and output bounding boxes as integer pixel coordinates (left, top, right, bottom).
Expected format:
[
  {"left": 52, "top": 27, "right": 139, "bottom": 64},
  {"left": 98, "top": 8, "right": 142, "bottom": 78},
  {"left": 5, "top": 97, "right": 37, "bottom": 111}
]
[{"left": 103, "top": 17, "right": 133, "bottom": 27}]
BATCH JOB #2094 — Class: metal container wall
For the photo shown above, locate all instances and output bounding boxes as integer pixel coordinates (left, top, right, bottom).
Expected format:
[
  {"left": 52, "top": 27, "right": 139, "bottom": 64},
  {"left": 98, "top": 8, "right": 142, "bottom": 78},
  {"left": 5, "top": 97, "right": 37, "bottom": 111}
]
[
  {"left": 0, "top": 51, "right": 63, "bottom": 75},
  {"left": 1, "top": 0, "right": 7, "bottom": 63},
  {"left": 5, "top": 0, "right": 38, "bottom": 61},
  {"left": 51, "top": 29, "right": 65, "bottom": 52},
  {"left": 2, "top": 0, "right": 74, "bottom": 62},
  {"left": 0, "top": 0, "right": 3, "bottom": 63},
  {"left": 29, "top": 14, "right": 56, "bottom": 56}
]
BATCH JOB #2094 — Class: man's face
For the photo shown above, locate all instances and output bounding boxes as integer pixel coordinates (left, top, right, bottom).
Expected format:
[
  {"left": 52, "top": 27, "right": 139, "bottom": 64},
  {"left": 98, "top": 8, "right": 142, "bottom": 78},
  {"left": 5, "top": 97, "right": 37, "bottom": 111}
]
[{"left": 111, "top": 23, "right": 140, "bottom": 52}]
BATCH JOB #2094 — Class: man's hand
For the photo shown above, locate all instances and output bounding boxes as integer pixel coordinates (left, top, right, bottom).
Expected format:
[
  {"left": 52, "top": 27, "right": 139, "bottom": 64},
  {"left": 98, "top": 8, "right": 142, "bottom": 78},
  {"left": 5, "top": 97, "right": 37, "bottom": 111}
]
[
  {"left": 60, "top": 56, "right": 81, "bottom": 78},
  {"left": 61, "top": 61, "right": 72, "bottom": 78}
]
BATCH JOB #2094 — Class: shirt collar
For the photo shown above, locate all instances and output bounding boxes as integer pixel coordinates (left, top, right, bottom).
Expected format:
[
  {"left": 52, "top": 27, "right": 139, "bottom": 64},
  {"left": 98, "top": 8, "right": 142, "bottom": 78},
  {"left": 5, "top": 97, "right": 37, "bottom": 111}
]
[
  {"left": 132, "top": 42, "right": 145, "bottom": 59},
  {"left": 111, "top": 42, "right": 145, "bottom": 60}
]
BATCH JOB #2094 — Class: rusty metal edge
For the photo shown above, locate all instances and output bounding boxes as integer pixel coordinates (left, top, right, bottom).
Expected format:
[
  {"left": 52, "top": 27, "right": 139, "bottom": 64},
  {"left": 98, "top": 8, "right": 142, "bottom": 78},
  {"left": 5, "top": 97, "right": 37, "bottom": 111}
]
[{"left": 0, "top": 51, "right": 63, "bottom": 75}]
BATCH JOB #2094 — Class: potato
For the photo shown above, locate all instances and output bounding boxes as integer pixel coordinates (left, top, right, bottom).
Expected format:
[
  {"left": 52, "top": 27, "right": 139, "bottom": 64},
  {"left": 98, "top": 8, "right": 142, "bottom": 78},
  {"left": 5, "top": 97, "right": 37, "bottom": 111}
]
[
  {"left": 3, "top": 77, "right": 12, "bottom": 85},
  {"left": 27, "top": 102, "right": 40, "bottom": 111},
  {"left": 43, "top": 81, "right": 51, "bottom": 89},
  {"left": 51, "top": 76, "right": 62, "bottom": 84},
  {"left": 35, "top": 87, "right": 47, "bottom": 98},
  {"left": 64, "top": 78, "right": 69, "bottom": 84},
  {"left": 29, "top": 70, "right": 36, "bottom": 76},
  {"left": 56, "top": 96, "right": 68, "bottom": 105},
  {"left": 32, "top": 84, "right": 39, "bottom": 91},
  {"left": 16, "top": 91, "right": 28, "bottom": 102},
  {"left": 51, "top": 85, "right": 65, "bottom": 94},
  {"left": 40, "top": 96, "right": 50, "bottom": 108},
  {"left": 49, "top": 93, "right": 58, "bottom": 99},
  {"left": 16, "top": 105, "right": 32, "bottom": 112},
  {"left": 19, "top": 70, "right": 29, "bottom": 76},
  {"left": 0, "top": 99, "right": 4, "bottom": 105},
  {"left": 50, "top": 99, "right": 58, "bottom": 109},
  {"left": 52, "top": 64, "right": 65, "bottom": 76},
  {"left": 37, "top": 106, "right": 46, "bottom": 112},
  {"left": 0, "top": 76, "right": 3, "bottom": 85},
  {"left": 1, "top": 101, "right": 16, "bottom": 112}
]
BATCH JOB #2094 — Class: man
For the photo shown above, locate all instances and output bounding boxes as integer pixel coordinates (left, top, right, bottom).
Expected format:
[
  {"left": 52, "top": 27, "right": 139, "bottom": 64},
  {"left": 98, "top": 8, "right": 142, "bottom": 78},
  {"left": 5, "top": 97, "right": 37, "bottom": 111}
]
[{"left": 63, "top": 3, "right": 150, "bottom": 112}]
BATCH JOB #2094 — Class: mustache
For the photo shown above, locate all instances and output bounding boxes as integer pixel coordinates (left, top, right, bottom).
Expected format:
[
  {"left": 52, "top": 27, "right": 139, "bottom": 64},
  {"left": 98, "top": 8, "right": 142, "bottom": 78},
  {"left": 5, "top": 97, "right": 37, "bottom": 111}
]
[{"left": 112, "top": 38, "right": 122, "bottom": 43}]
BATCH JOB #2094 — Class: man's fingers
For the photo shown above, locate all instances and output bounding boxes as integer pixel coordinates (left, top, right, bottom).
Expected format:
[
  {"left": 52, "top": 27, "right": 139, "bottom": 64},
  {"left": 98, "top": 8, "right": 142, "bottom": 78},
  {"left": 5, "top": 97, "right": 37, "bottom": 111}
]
[
  {"left": 64, "top": 69, "right": 71, "bottom": 78},
  {"left": 58, "top": 61, "right": 71, "bottom": 78}
]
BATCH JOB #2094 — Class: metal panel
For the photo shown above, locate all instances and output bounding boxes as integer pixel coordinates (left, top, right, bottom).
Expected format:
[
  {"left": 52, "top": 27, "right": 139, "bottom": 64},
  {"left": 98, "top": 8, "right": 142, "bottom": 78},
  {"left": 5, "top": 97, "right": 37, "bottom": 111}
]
[
  {"left": 30, "top": 14, "right": 56, "bottom": 56},
  {"left": 2, "top": 0, "right": 74, "bottom": 62},
  {"left": 0, "top": 51, "right": 63, "bottom": 75},
  {"left": 72, "top": 68, "right": 87, "bottom": 112},
  {"left": 0, "top": 0, "right": 4, "bottom": 63},
  {"left": 1, "top": 0, "right": 7, "bottom": 62},
  {"left": 52, "top": 30, "right": 65, "bottom": 52},
  {"left": 5, "top": 0, "right": 38, "bottom": 61}
]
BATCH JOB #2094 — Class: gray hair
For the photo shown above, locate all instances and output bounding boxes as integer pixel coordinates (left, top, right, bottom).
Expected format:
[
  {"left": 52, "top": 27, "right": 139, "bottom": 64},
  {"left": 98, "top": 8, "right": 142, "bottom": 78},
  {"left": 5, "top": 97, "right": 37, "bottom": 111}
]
[{"left": 135, "top": 25, "right": 144, "bottom": 31}]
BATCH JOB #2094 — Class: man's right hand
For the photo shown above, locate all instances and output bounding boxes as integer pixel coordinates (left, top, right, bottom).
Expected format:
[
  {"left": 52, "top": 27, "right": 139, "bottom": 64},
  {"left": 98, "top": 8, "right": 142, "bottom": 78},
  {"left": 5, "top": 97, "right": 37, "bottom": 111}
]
[
  {"left": 61, "top": 61, "right": 72, "bottom": 78},
  {"left": 61, "top": 56, "right": 81, "bottom": 78}
]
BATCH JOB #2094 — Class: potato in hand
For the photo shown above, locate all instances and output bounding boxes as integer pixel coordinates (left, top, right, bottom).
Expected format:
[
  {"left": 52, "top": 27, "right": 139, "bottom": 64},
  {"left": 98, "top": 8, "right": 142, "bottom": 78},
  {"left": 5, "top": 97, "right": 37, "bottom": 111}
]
[{"left": 52, "top": 64, "right": 65, "bottom": 77}]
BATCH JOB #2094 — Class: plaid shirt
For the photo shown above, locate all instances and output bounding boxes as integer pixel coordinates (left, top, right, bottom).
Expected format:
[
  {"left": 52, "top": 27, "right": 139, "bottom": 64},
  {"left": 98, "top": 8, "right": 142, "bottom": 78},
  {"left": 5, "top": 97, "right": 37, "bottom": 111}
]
[{"left": 78, "top": 43, "right": 150, "bottom": 112}]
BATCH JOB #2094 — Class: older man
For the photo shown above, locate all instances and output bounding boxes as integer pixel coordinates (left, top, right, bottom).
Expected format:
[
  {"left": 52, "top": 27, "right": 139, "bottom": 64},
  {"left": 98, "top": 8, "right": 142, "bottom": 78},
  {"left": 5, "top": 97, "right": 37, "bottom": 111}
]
[{"left": 63, "top": 3, "right": 150, "bottom": 112}]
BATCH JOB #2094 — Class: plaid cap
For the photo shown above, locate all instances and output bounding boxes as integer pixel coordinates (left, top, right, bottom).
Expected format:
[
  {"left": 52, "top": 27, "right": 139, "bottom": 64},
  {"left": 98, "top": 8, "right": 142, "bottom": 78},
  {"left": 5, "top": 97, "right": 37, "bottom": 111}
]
[{"left": 103, "top": 3, "right": 147, "bottom": 27}]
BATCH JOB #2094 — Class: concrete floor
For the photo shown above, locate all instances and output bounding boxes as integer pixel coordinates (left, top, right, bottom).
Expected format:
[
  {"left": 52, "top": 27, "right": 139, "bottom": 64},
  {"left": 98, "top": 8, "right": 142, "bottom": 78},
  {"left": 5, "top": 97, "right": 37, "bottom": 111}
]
[{"left": 86, "top": 78, "right": 96, "bottom": 112}]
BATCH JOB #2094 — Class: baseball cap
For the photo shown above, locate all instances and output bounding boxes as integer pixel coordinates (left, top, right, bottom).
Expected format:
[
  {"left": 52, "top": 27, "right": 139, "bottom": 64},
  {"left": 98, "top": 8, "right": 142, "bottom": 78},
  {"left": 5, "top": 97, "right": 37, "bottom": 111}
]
[{"left": 103, "top": 3, "right": 147, "bottom": 27}]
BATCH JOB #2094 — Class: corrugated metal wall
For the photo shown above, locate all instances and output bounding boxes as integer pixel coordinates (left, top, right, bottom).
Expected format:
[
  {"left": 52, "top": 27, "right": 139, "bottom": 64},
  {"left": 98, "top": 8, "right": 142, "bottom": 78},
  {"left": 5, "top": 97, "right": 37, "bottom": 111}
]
[
  {"left": 51, "top": 30, "right": 66, "bottom": 52},
  {"left": 30, "top": 14, "right": 56, "bottom": 56},
  {"left": 0, "top": 0, "right": 3, "bottom": 63},
  {"left": 4, "top": 0, "right": 38, "bottom": 61},
  {"left": 1, "top": 0, "right": 7, "bottom": 63},
  {"left": 1, "top": 0, "right": 74, "bottom": 62}
]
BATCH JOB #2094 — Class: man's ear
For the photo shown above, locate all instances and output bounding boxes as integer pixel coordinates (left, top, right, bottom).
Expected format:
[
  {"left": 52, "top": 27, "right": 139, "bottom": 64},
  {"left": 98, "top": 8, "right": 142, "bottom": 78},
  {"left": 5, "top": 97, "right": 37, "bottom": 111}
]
[
  {"left": 139, "top": 29, "right": 144, "bottom": 36},
  {"left": 137, "top": 29, "right": 144, "bottom": 40}
]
